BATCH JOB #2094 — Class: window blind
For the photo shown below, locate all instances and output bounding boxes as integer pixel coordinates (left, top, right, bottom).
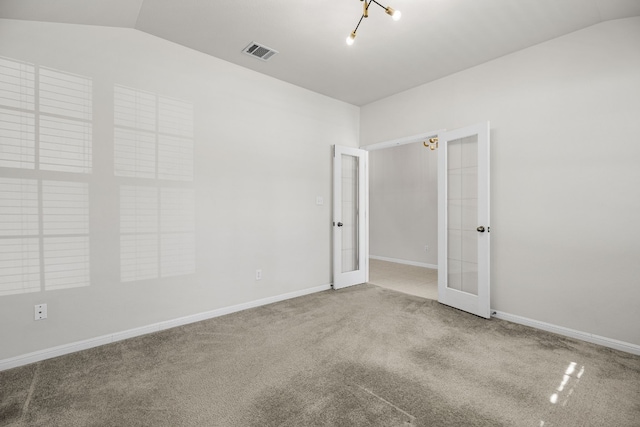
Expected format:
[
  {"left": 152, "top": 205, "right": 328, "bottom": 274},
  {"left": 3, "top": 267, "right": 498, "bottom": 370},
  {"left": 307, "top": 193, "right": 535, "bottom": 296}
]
[
  {"left": 0, "top": 177, "right": 40, "bottom": 295},
  {"left": 120, "top": 185, "right": 159, "bottom": 282}
]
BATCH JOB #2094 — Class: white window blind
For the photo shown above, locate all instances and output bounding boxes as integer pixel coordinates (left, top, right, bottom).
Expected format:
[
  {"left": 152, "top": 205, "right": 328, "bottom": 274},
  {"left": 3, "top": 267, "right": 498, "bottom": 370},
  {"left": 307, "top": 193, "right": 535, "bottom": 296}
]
[
  {"left": 0, "top": 57, "right": 36, "bottom": 169},
  {"left": 114, "top": 85, "right": 155, "bottom": 131},
  {"left": 160, "top": 188, "right": 195, "bottom": 277},
  {"left": 42, "top": 180, "right": 89, "bottom": 290},
  {"left": 0, "top": 110, "right": 35, "bottom": 169},
  {"left": 115, "top": 86, "right": 195, "bottom": 282},
  {"left": 114, "top": 86, "right": 156, "bottom": 178},
  {"left": 43, "top": 236, "right": 89, "bottom": 291},
  {"left": 0, "top": 238, "right": 40, "bottom": 296},
  {"left": 160, "top": 188, "right": 194, "bottom": 233},
  {"left": 158, "top": 97, "right": 193, "bottom": 181},
  {"left": 120, "top": 185, "right": 158, "bottom": 282},
  {"left": 158, "top": 135, "right": 194, "bottom": 181},
  {"left": 39, "top": 67, "right": 92, "bottom": 121},
  {"left": 158, "top": 97, "right": 193, "bottom": 138},
  {"left": 161, "top": 233, "right": 195, "bottom": 278},
  {"left": 0, "top": 177, "right": 40, "bottom": 296},
  {"left": 0, "top": 57, "right": 35, "bottom": 111},
  {"left": 39, "top": 115, "right": 92, "bottom": 173},
  {"left": 42, "top": 180, "right": 89, "bottom": 235},
  {"left": 38, "top": 67, "right": 92, "bottom": 174},
  {"left": 114, "top": 128, "right": 156, "bottom": 179},
  {"left": 120, "top": 185, "right": 158, "bottom": 234},
  {"left": 0, "top": 177, "right": 39, "bottom": 236},
  {"left": 121, "top": 234, "right": 158, "bottom": 282},
  {"left": 0, "top": 59, "right": 93, "bottom": 297},
  {"left": 113, "top": 85, "right": 193, "bottom": 181}
]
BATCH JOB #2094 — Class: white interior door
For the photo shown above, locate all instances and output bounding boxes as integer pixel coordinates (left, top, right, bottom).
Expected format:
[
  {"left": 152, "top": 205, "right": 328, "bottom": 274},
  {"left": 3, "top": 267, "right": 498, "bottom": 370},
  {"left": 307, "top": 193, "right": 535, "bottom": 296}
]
[
  {"left": 438, "top": 122, "right": 490, "bottom": 318},
  {"left": 333, "top": 145, "right": 368, "bottom": 289}
]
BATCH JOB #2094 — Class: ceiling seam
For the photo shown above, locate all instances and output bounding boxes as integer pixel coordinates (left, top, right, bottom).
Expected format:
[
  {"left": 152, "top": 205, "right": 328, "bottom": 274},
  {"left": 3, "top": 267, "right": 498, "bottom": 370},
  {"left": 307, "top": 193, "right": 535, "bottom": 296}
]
[
  {"left": 592, "top": 0, "right": 603, "bottom": 22},
  {"left": 133, "top": 0, "right": 146, "bottom": 29}
]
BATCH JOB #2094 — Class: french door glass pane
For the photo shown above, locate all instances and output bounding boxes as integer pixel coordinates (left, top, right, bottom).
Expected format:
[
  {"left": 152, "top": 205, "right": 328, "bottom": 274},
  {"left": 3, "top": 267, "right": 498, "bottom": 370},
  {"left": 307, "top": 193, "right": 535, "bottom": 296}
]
[
  {"left": 447, "top": 135, "right": 478, "bottom": 295},
  {"left": 341, "top": 154, "right": 359, "bottom": 273}
]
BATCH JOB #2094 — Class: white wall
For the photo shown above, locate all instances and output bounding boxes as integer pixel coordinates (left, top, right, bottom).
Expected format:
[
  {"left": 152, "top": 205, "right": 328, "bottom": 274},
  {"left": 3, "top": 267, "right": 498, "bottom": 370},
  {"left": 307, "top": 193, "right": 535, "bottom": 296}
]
[
  {"left": 369, "top": 142, "right": 437, "bottom": 266},
  {"left": 361, "top": 17, "right": 640, "bottom": 346},
  {"left": 0, "top": 19, "right": 359, "bottom": 361}
]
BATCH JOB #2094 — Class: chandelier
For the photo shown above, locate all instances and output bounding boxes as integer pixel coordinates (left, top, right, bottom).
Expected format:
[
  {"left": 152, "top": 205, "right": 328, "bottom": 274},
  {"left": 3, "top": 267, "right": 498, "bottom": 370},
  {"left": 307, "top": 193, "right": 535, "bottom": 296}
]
[{"left": 347, "top": 0, "right": 402, "bottom": 45}]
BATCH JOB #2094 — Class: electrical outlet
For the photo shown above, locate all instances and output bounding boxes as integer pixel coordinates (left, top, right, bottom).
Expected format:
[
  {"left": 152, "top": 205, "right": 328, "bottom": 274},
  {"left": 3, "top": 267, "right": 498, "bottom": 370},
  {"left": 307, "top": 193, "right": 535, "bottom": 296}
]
[
  {"left": 255, "top": 269, "right": 262, "bottom": 280},
  {"left": 316, "top": 196, "right": 324, "bottom": 206},
  {"left": 425, "top": 245, "right": 429, "bottom": 252},
  {"left": 35, "top": 303, "right": 47, "bottom": 320}
]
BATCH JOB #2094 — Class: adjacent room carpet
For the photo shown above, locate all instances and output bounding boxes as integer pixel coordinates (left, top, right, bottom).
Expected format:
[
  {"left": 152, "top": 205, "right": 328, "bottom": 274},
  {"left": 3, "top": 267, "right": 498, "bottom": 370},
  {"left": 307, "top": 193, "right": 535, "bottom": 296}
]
[
  {"left": 2, "top": 284, "right": 639, "bottom": 426},
  {"left": 368, "top": 259, "right": 438, "bottom": 300}
]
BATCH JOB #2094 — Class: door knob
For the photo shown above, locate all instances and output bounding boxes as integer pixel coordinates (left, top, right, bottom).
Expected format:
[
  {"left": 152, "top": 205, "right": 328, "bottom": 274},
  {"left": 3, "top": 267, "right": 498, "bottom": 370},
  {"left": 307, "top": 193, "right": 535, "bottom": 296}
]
[
  {"left": 337, "top": 222, "right": 343, "bottom": 227},
  {"left": 477, "top": 226, "right": 485, "bottom": 232}
]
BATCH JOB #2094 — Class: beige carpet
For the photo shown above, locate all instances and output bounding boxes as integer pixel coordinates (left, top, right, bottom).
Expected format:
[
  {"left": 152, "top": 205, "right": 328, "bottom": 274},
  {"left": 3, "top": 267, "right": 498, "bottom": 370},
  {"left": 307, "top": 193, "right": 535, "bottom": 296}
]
[
  {"left": 1, "top": 284, "right": 639, "bottom": 426},
  {"left": 369, "top": 258, "right": 438, "bottom": 300}
]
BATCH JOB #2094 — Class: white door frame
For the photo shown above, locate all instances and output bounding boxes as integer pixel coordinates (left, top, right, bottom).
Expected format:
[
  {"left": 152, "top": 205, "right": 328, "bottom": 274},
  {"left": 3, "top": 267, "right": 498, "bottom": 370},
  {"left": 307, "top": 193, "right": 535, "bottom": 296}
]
[{"left": 361, "top": 124, "right": 490, "bottom": 318}]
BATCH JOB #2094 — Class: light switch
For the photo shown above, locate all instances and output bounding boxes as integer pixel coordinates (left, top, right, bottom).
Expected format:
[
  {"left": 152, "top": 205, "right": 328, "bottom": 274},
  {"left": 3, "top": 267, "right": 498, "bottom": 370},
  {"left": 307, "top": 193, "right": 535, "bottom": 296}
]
[{"left": 316, "top": 196, "right": 324, "bottom": 206}]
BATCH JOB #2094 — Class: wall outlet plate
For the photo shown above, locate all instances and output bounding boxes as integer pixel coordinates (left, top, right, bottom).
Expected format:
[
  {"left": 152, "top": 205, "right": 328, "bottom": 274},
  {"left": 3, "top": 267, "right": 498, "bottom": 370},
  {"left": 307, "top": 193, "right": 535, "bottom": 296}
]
[
  {"left": 35, "top": 304, "right": 47, "bottom": 320},
  {"left": 255, "top": 269, "right": 262, "bottom": 280}
]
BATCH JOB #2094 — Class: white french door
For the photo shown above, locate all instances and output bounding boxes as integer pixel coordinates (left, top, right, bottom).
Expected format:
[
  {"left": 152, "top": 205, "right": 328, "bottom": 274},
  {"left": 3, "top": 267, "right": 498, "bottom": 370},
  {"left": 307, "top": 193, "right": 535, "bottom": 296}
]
[
  {"left": 333, "top": 145, "right": 368, "bottom": 289},
  {"left": 437, "top": 122, "right": 491, "bottom": 318}
]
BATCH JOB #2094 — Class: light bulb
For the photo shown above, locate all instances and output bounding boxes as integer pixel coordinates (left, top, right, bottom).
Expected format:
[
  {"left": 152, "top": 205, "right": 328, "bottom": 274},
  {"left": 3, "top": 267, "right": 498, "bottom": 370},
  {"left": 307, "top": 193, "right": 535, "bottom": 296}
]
[
  {"left": 386, "top": 7, "right": 401, "bottom": 21},
  {"left": 346, "top": 31, "right": 356, "bottom": 45}
]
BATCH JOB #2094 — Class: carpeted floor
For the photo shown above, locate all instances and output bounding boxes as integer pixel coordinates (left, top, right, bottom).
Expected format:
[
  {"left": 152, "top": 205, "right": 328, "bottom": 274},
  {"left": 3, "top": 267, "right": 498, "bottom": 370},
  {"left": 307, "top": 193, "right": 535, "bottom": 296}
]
[
  {"left": 1, "top": 284, "right": 639, "bottom": 426},
  {"left": 369, "top": 259, "right": 438, "bottom": 300}
]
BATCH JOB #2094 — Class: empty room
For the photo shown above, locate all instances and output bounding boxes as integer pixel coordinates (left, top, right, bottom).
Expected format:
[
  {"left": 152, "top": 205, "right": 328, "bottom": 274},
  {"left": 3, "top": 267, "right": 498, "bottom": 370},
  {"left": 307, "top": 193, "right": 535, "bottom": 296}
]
[{"left": 1, "top": 0, "right": 639, "bottom": 426}]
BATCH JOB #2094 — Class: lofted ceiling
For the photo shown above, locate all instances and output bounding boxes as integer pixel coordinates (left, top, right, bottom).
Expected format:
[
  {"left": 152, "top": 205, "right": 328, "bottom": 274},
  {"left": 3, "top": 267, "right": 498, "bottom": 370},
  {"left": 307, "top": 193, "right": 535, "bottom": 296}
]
[{"left": 1, "top": 0, "right": 639, "bottom": 106}]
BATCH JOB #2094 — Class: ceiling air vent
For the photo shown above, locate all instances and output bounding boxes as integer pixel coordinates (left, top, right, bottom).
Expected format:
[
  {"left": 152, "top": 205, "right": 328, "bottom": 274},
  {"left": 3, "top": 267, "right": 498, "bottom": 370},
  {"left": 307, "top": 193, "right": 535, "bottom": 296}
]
[{"left": 242, "top": 42, "right": 279, "bottom": 62}]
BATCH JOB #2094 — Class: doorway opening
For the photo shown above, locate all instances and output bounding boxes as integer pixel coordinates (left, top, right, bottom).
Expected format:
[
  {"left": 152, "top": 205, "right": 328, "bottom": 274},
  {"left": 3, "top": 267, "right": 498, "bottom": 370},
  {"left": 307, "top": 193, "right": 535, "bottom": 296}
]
[
  {"left": 364, "top": 132, "right": 440, "bottom": 300},
  {"left": 360, "top": 122, "right": 491, "bottom": 318}
]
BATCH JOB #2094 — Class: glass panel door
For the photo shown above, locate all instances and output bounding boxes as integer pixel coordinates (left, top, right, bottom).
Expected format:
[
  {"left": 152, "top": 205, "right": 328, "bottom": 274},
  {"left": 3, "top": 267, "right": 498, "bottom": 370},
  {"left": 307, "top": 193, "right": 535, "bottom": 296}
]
[
  {"left": 438, "top": 122, "right": 490, "bottom": 318},
  {"left": 341, "top": 154, "right": 359, "bottom": 273},
  {"left": 447, "top": 135, "right": 479, "bottom": 296},
  {"left": 333, "top": 146, "right": 367, "bottom": 289}
]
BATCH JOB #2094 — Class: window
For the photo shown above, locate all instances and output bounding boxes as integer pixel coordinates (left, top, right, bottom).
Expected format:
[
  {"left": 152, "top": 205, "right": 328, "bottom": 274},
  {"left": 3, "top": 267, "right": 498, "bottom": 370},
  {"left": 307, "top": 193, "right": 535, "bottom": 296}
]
[
  {"left": 114, "top": 85, "right": 195, "bottom": 282},
  {"left": 0, "top": 177, "right": 39, "bottom": 296},
  {"left": 114, "top": 85, "right": 193, "bottom": 180},
  {"left": 120, "top": 185, "right": 158, "bottom": 282},
  {"left": 0, "top": 57, "right": 92, "bottom": 295},
  {"left": 42, "top": 180, "right": 89, "bottom": 291}
]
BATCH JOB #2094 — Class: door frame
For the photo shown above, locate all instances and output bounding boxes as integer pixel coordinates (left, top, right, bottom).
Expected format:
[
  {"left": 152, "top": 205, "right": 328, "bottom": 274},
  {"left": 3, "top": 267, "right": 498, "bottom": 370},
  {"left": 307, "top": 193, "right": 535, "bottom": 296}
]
[
  {"left": 360, "top": 125, "right": 490, "bottom": 318},
  {"left": 357, "top": 130, "right": 444, "bottom": 287}
]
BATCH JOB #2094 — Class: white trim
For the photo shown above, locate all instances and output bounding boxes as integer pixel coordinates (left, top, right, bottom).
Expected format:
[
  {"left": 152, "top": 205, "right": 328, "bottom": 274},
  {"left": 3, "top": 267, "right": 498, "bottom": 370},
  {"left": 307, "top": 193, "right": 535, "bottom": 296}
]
[
  {"left": 0, "top": 284, "right": 331, "bottom": 372},
  {"left": 369, "top": 255, "right": 438, "bottom": 270},
  {"left": 492, "top": 310, "right": 640, "bottom": 356},
  {"left": 361, "top": 129, "right": 445, "bottom": 151}
]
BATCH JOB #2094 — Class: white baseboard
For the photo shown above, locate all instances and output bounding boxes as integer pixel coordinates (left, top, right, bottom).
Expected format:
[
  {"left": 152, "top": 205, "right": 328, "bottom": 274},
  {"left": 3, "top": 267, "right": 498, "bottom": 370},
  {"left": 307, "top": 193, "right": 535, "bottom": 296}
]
[
  {"left": 370, "top": 255, "right": 438, "bottom": 270},
  {"left": 491, "top": 310, "right": 640, "bottom": 356},
  {"left": 369, "top": 257, "right": 639, "bottom": 355},
  {"left": 0, "top": 284, "right": 331, "bottom": 372}
]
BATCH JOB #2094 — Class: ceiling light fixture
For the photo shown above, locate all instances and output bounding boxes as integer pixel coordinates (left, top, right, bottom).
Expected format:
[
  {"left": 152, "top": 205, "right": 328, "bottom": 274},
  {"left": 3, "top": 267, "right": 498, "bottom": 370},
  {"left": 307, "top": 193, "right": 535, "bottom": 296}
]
[{"left": 346, "top": 0, "right": 401, "bottom": 45}]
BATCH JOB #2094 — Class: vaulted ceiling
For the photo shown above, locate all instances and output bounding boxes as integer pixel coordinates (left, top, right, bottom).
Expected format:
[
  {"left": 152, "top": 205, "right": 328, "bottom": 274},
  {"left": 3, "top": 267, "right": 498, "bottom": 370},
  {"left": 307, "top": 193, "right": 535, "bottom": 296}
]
[{"left": 2, "top": 0, "right": 639, "bottom": 105}]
